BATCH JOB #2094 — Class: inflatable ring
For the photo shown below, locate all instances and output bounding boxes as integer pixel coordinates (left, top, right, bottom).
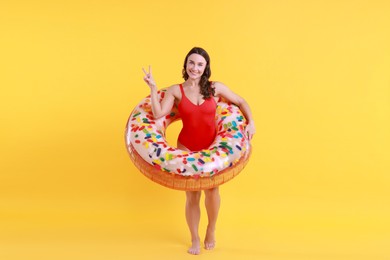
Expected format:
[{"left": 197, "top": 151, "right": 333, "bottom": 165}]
[{"left": 125, "top": 88, "right": 251, "bottom": 191}]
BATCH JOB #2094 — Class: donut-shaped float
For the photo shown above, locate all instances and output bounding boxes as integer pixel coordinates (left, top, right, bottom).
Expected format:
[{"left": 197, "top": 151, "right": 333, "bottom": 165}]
[{"left": 124, "top": 88, "right": 251, "bottom": 191}]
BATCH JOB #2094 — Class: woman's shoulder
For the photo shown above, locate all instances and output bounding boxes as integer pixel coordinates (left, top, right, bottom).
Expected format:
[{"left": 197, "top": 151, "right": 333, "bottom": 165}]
[
  {"left": 211, "top": 81, "right": 227, "bottom": 87},
  {"left": 167, "top": 84, "right": 181, "bottom": 91},
  {"left": 211, "top": 81, "right": 228, "bottom": 94},
  {"left": 165, "top": 84, "right": 182, "bottom": 97}
]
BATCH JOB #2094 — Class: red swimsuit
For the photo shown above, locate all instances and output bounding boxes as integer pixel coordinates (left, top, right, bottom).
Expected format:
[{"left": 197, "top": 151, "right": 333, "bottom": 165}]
[{"left": 177, "top": 83, "right": 217, "bottom": 151}]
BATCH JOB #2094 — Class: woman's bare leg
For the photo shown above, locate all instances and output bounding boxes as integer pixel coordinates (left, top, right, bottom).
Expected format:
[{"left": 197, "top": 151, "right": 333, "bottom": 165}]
[
  {"left": 178, "top": 141, "right": 202, "bottom": 255},
  {"left": 185, "top": 190, "right": 201, "bottom": 254},
  {"left": 204, "top": 187, "right": 220, "bottom": 250}
]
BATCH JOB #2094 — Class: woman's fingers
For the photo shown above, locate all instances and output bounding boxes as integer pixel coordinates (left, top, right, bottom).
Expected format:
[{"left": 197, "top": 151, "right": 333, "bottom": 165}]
[
  {"left": 246, "top": 124, "right": 255, "bottom": 140},
  {"left": 142, "top": 67, "right": 151, "bottom": 82},
  {"left": 142, "top": 66, "right": 152, "bottom": 76},
  {"left": 142, "top": 66, "right": 156, "bottom": 89}
]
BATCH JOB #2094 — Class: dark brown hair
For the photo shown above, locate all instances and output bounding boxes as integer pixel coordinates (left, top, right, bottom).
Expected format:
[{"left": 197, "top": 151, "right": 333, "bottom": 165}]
[{"left": 182, "top": 47, "right": 215, "bottom": 99}]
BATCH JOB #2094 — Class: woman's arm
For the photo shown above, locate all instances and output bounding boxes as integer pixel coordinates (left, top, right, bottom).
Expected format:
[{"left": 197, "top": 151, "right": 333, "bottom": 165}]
[
  {"left": 143, "top": 66, "right": 175, "bottom": 119},
  {"left": 214, "top": 82, "right": 256, "bottom": 140}
]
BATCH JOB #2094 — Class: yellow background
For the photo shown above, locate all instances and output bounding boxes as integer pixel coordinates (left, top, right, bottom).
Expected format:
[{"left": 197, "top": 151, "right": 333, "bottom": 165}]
[{"left": 1, "top": 0, "right": 389, "bottom": 259}]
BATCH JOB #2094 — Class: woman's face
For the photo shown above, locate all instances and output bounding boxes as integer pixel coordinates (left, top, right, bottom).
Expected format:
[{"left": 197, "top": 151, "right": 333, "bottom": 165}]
[{"left": 186, "top": 53, "right": 207, "bottom": 80}]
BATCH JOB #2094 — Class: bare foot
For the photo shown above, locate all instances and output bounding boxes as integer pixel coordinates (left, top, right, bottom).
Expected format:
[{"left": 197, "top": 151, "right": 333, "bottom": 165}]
[
  {"left": 188, "top": 239, "right": 201, "bottom": 255},
  {"left": 204, "top": 226, "right": 216, "bottom": 250}
]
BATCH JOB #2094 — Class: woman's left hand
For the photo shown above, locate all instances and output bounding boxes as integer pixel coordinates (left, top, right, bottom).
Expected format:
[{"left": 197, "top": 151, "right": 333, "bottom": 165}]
[{"left": 245, "top": 121, "right": 256, "bottom": 140}]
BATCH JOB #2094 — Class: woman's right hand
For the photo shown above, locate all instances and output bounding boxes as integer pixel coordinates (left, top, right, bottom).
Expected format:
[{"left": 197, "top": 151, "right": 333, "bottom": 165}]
[{"left": 142, "top": 65, "right": 157, "bottom": 90}]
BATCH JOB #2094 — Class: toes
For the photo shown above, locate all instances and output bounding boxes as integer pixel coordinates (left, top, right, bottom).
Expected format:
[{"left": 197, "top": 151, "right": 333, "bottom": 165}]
[
  {"left": 188, "top": 249, "right": 200, "bottom": 255},
  {"left": 204, "top": 242, "right": 215, "bottom": 250},
  {"left": 188, "top": 246, "right": 201, "bottom": 255}
]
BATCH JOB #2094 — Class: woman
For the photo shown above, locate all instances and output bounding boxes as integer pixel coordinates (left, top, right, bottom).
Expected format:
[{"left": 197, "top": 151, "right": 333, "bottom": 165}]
[{"left": 142, "top": 47, "right": 255, "bottom": 255}]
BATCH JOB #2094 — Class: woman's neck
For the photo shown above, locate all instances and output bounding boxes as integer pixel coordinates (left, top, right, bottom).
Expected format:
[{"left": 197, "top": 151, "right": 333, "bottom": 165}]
[{"left": 185, "top": 78, "right": 201, "bottom": 88}]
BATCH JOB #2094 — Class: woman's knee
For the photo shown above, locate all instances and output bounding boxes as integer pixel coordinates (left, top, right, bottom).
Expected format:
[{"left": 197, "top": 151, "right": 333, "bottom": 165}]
[
  {"left": 186, "top": 191, "right": 201, "bottom": 205},
  {"left": 204, "top": 187, "right": 220, "bottom": 199}
]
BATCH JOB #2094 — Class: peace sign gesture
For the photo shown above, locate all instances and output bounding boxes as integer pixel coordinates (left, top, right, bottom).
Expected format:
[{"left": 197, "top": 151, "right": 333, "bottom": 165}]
[{"left": 142, "top": 65, "right": 157, "bottom": 90}]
